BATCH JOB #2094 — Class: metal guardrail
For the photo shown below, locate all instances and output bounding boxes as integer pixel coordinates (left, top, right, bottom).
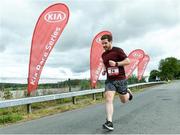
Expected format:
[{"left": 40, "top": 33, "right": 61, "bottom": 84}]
[{"left": 0, "top": 81, "right": 166, "bottom": 111}]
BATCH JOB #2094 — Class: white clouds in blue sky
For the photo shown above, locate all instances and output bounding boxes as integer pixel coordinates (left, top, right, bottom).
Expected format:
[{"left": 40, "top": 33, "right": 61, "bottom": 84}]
[{"left": 0, "top": 0, "right": 180, "bottom": 82}]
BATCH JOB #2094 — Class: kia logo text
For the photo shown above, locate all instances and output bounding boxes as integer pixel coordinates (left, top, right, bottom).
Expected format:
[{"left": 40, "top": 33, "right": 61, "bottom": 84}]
[
  {"left": 44, "top": 11, "right": 66, "bottom": 23},
  {"left": 96, "top": 37, "right": 101, "bottom": 44},
  {"left": 132, "top": 53, "right": 143, "bottom": 59}
]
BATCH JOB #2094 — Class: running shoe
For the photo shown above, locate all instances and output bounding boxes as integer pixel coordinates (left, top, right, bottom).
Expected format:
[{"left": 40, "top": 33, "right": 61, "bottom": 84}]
[{"left": 102, "top": 120, "right": 114, "bottom": 131}]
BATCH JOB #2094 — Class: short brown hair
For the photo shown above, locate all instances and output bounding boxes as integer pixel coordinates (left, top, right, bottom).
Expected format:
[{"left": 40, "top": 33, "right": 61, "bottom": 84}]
[{"left": 101, "top": 34, "right": 112, "bottom": 42}]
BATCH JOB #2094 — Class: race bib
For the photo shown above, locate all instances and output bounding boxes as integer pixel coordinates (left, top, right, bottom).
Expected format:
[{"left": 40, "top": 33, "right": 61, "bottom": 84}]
[{"left": 107, "top": 67, "right": 119, "bottom": 76}]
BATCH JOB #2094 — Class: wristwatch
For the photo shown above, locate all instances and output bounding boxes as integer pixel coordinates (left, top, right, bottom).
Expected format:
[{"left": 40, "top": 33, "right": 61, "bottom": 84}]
[{"left": 115, "top": 62, "right": 118, "bottom": 66}]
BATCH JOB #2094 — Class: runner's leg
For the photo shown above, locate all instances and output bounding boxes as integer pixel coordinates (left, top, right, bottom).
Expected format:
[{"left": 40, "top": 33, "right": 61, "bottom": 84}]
[{"left": 104, "top": 90, "right": 116, "bottom": 122}]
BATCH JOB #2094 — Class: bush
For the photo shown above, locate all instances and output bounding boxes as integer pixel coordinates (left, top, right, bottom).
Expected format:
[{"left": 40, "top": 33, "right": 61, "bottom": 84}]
[
  {"left": 3, "top": 89, "right": 13, "bottom": 99},
  {"left": 0, "top": 114, "right": 22, "bottom": 124}
]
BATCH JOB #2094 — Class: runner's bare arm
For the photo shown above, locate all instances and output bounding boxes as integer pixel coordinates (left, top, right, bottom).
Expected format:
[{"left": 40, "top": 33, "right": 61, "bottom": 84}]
[
  {"left": 102, "top": 63, "right": 106, "bottom": 75},
  {"left": 109, "top": 58, "right": 130, "bottom": 67}
]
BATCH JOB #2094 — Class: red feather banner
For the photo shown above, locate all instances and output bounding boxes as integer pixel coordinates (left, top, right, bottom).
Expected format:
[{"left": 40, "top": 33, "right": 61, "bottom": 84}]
[
  {"left": 137, "top": 54, "right": 150, "bottom": 80},
  {"left": 90, "top": 31, "right": 112, "bottom": 88},
  {"left": 125, "top": 49, "right": 145, "bottom": 79},
  {"left": 28, "top": 3, "right": 69, "bottom": 94}
]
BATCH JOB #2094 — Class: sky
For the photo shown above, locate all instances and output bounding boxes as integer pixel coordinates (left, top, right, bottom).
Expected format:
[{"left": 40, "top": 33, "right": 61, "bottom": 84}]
[{"left": 0, "top": 0, "right": 180, "bottom": 83}]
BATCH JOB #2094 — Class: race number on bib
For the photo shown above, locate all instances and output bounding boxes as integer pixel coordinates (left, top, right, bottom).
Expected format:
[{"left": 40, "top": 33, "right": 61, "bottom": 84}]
[{"left": 107, "top": 67, "right": 119, "bottom": 76}]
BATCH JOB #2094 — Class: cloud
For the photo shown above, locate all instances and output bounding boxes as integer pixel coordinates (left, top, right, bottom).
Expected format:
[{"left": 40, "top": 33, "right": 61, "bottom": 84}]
[
  {"left": 1, "top": 0, "right": 180, "bottom": 81},
  {"left": 45, "top": 48, "right": 90, "bottom": 73},
  {"left": 116, "top": 24, "right": 180, "bottom": 76}
]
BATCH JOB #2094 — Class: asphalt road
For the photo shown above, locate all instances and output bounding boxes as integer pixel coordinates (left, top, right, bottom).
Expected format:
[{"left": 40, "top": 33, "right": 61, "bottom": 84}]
[{"left": 0, "top": 80, "right": 180, "bottom": 134}]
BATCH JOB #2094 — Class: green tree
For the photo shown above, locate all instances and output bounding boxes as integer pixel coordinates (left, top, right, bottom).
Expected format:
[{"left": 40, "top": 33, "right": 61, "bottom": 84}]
[
  {"left": 177, "top": 60, "right": 180, "bottom": 79},
  {"left": 80, "top": 80, "right": 90, "bottom": 90},
  {"left": 128, "top": 74, "right": 146, "bottom": 84},
  {"left": 149, "top": 70, "right": 160, "bottom": 82},
  {"left": 159, "top": 57, "right": 180, "bottom": 80}
]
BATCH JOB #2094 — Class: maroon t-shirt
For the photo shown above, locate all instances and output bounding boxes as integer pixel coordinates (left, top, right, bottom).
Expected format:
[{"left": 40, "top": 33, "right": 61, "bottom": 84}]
[{"left": 102, "top": 47, "right": 127, "bottom": 80}]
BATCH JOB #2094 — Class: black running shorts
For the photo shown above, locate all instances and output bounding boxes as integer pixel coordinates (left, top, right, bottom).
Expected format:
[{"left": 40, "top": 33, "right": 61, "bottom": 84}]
[{"left": 105, "top": 79, "right": 128, "bottom": 95}]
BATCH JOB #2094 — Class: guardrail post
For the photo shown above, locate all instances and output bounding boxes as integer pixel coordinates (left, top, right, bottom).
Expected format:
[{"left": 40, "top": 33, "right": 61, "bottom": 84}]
[
  {"left": 26, "top": 92, "right": 32, "bottom": 114},
  {"left": 68, "top": 78, "right": 76, "bottom": 104},
  {"left": 27, "top": 104, "right": 32, "bottom": 114},
  {"left": 73, "top": 97, "right": 76, "bottom": 104},
  {"left": 93, "top": 93, "right": 96, "bottom": 100},
  {"left": 102, "top": 91, "right": 104, "bottom": 98}
]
